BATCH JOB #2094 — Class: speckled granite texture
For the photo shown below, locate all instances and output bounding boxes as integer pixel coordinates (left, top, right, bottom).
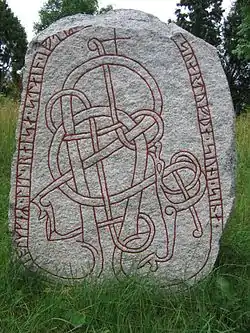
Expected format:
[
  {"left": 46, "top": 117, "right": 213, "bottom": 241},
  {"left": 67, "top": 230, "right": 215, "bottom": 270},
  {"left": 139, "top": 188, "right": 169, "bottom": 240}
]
[{"left": 9, "top": 10, "right": 235, "bottom": 285}]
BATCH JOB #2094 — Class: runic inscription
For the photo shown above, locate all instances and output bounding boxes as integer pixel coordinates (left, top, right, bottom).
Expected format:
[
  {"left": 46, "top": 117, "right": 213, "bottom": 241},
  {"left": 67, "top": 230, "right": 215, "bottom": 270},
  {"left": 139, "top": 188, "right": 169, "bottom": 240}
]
[{"left": 10, "top": 11, "right": 235, "bottom": 284}]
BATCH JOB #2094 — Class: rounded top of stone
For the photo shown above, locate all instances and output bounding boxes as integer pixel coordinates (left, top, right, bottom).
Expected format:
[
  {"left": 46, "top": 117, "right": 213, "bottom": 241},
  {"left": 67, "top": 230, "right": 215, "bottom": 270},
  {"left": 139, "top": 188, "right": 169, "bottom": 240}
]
[
  {"left": 33, "top": 9, "right": 168, "bottom": 43},
  {"left": 30, "top": 8, "right": 216, "bottom": 54}
]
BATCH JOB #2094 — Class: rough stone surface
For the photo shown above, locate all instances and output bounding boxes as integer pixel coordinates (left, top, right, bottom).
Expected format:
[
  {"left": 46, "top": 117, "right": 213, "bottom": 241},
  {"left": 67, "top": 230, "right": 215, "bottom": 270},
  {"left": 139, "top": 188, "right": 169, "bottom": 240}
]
[{"left": 9, "top": 9, "right": 235, "bottom": 285}]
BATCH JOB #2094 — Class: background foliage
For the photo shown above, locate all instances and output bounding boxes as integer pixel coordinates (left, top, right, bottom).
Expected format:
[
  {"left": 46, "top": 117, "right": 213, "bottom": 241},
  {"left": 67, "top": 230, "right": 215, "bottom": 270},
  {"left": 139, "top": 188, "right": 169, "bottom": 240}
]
[
  {"left": 0, "top": 0, "right": 27, "bottom": 96},
  {"left": 175, "top": 0, "right": 224, "bottom": 47},
  {"left": 33, "top": 0, "right": 112, "bottom": 33},
  {"left": 175, "top": 0, "right": 250, "bottom": 114},
  {"left": 234, "top": 0, "right": 250, "bottom": 60}
]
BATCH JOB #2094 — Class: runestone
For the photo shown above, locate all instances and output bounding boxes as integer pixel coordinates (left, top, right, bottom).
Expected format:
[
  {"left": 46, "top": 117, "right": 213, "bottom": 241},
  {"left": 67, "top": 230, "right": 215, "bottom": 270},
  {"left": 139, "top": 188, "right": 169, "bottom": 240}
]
[{"left": 9, "top": 10, "right": 235, "bottom": 284}]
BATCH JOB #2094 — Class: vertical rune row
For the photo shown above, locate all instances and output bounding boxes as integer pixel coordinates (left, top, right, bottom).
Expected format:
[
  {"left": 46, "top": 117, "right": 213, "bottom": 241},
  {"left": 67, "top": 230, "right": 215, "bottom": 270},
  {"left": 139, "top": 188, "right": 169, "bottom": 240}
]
[
  {"left": 172, "top": 34, "right": 223, "bottom": 232},
  {"left": 14, "top": 28, "right": 83, "bottom": 265}
]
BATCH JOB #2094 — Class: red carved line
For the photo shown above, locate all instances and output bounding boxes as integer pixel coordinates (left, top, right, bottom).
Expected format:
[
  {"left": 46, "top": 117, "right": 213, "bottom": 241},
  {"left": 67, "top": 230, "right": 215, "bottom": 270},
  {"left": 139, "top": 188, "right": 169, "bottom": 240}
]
[
  {"left": 100, "top": 47, "right": 155, "bottom": 266},
  {"left": 114, "top": 28, "right": 118, "bottom": 55},
  {"left": 173, "top": 35, "right": 223, "bottom": 222},
  {"left": 172, "top": 33, "right": 224, "bottom": 279},
  {"left": 14, "top": 27, "right": 90, "bottom": 269},
  {"left": 16, "top": 29, "right": 211, "bottom": 281},
  {"left": 101, "top": 37, "right": 131, "bottom": 42},
  {"left": 41, "top": 26, "right": 88, "bottom": 52},
  {"left": 44, "top": 79, "right": 103, "bottom": 276},
  {"left": 44, "top": 107, "right": 162, "bottom": 206},
  {"left": 14, "top": 51, "right": 48, "bottom": 249},
  {"left": 40, "top": 31, "right": 163, "bottom": 279},
  {"left": 62, "top": 54, "right": 163, "bottom": 115}
]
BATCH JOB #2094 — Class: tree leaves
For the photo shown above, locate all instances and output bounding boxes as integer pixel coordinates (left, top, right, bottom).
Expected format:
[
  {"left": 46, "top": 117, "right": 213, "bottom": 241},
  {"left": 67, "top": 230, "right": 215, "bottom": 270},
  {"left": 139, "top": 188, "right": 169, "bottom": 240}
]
[
  {"left": 33, "top": 0, "right": 107, "bottom": 33},
  {"left": 234, "top": 1, "right": 250, "bottom": 61},
  {"left": 175, "top": 0, "right": 224, "bottom": 47},
  {"left": 174, "top": 0, "right": 250, "bottom": 114},
  {"left": 221, "top": 1, "right": 250, "bottom": 114},
  {"left": 0, "top": 0, "right": 27, "bottom": 94}
]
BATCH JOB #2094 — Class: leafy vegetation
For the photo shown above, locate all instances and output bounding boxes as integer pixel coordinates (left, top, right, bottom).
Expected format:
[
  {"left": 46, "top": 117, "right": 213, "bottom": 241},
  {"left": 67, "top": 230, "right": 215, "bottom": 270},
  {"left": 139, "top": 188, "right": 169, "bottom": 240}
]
[
  {"left": 0, "top": 97, "right": 249, "bottom": 332},
  {"left": 175, "top": 0, "right": 224, "bottom": 47},
  {"left": 234, "top": 0, "right": 250, "bottom": 61},
  {"left": 33, "top": 0, "right": 112, "bottom": 33},
  {"left": 221, "top": 0, "right": 250, "bottom": 114},
  {"left": 0, "top": 0, "right": 27, "bottom": 95},
  {"left": 175, "top": 0, "right": 250, "bottom": 114}
]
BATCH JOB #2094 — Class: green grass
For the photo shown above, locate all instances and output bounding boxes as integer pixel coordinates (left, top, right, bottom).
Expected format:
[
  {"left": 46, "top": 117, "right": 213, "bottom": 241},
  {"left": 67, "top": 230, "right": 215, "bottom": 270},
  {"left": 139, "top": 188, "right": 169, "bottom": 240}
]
[{"left": 0, "top": 96, "right": 249, "bottom": 333}]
